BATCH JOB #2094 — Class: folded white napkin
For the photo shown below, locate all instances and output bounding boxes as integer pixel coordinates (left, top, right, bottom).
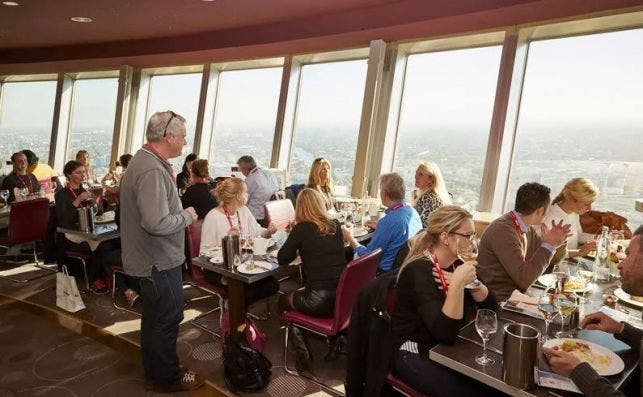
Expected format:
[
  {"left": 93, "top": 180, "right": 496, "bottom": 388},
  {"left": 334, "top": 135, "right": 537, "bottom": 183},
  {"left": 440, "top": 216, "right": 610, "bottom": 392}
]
[{"left": 507, "top": 290, "right": 541, "bottom": 317}]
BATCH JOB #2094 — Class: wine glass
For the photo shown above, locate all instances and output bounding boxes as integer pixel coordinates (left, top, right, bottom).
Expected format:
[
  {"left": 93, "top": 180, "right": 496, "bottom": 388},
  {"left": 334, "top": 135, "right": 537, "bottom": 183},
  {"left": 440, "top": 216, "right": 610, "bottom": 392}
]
[
  {"left": 475, "top": 309, "right": 497, "bottom": 366},
  {"left": 457, "top": 236, "right": 481, "bottom": 289},
  {"left": 537, "top": 289, "right": 557, "bottom": 342},
  {"left": 19, "top": 187, "right": 29, "bottom": 200},
  {"left": 0, "top": 189, "right": 9, "bottom": 204},
  {"left": 81, "top": 180, "right": 91, "bottom": 191},
  {"left": 576, "top": 264, "right": 594, "bottom": 303},
  {"left": 553, "top": 292, "right": 577, "bottom": 338}
]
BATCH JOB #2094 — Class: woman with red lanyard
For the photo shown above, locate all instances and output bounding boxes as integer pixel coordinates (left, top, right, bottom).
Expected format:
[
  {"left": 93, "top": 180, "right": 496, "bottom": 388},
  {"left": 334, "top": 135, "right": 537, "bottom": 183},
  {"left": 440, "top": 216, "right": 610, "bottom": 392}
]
[
  {"left": 200, "top": 177, "right": 279, "bottom": 307},
  {"left": 55, "top": 160, "right": 114, "bottom": 294},
  {"left": 390, "top": 205, "right": 497, "bottom": 397}
]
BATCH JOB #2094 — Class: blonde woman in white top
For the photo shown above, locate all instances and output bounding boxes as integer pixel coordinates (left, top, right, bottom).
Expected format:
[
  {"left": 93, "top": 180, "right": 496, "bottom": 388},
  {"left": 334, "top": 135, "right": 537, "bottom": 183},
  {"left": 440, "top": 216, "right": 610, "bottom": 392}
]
[
  {"left": 544, "top": 178, "right": 598, "bottom": 260},
  {"left": 200, "top": 177, "right": 279, "bottom": 307}
]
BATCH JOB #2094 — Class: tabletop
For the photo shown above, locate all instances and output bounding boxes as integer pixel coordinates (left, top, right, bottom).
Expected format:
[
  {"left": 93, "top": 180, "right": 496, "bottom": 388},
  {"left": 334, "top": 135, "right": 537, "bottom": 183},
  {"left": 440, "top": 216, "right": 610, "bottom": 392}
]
[
  {"left": 192, "top": 255, "right": 281, "bottom": 284},
  {"left": 57, "top": 223, "right": 120, "bottom": 242},
  {"left": 429, "top": 280, "right": 641, "bottom": 397}
]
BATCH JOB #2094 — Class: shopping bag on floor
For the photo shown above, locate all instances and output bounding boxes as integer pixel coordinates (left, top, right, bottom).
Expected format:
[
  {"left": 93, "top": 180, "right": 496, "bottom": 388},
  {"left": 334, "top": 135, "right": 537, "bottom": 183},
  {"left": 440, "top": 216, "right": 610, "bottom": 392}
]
[{"left": 56, "top": 266, "right": 86, "bottom": 312}]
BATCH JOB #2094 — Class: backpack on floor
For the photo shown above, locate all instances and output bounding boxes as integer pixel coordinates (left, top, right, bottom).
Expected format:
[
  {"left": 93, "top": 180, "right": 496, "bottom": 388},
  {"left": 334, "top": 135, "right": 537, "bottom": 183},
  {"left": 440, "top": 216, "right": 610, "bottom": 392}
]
[{"left": 223, "top": 334, "right": 272, "bottom": 392}]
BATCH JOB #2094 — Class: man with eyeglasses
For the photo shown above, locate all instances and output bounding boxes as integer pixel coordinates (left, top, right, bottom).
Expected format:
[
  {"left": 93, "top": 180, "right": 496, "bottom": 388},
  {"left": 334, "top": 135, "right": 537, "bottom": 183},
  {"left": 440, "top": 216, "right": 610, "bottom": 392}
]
[
  {"left": 120, "top": 110, "right": 203, "bottom": 392},
  {"left": 477, "top": 182, "right": 571, "bottom": 302}
]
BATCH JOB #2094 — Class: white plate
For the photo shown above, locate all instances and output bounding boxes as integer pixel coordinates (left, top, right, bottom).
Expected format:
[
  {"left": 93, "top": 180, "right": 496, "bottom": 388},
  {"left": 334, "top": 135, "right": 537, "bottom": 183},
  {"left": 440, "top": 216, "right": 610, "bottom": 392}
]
[
  {"left": 352, "top": 227, "right": 369, "bottom": 238},
  {"left": 614, "top": 287, "right": 643, "bottom": 308},
  {"left": 95, "top": 211, "right": 115, "bottom": 224},
  {"left": 236, "top": 261, "right": 275, "bottom": 274},
  {"left": 209, "top": 255, "right": 224, "bottom": 264},
  {"left": 543, "top": 338, "right": 624, "bottom": 376},
  {"left": 536, "top": 275, "right": 591, "bottom": 293}
]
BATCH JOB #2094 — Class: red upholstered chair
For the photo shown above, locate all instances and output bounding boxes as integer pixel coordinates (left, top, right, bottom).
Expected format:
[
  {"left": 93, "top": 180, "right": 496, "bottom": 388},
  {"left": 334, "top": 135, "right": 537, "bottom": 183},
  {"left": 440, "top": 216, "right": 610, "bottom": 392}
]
[
  {"left": 264, "top": 199, "right": 295, "bottom": 231},
  {"left": 282, "top": 248, "right": 381, "bottom": 384},
  {"left": 186, "top": 219, "right": 226, "bottom": 337},
  {"left": 63, "top": 249, "right": 92, "bottom": 290},
  {"left": 0, "top": 198, "right": 55, "bottom": 283},
  {"left": 386, "top": 373, "right": 426, "bottom": 397}
]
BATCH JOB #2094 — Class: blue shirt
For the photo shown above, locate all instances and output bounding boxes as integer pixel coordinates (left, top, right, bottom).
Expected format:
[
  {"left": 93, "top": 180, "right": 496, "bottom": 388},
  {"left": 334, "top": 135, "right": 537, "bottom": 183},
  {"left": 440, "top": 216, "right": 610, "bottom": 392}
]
[
  {"left": 244, "top": 167, "right": 280, "bottom": 220},
  {"left": 355, "top": 202, "right": 422, "bottom": 271}
]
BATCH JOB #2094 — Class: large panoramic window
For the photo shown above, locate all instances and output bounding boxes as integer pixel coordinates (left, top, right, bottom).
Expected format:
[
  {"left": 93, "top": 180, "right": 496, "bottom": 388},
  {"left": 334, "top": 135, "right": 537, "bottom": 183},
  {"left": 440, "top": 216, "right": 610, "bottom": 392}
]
[
  {"left": 67, "top": 78, "right": 118, "bottom": 178},
  {"left": 146, "top": 73, "right": 202, "bottom": 173},
  {"left": 394, "top": 46, "right": 502, "bottom": 211},
  {"left": 0, "top": 81, "right": 57, "bottom": 173},
  {"left": 209, "top": 68, "right": 281, "bottom": 177},
  {"left": 289, "top": 60, "right": 368, "bottom": 191},
  {"left": 507, "top": 29, "right": 643, "bottom": 226}
]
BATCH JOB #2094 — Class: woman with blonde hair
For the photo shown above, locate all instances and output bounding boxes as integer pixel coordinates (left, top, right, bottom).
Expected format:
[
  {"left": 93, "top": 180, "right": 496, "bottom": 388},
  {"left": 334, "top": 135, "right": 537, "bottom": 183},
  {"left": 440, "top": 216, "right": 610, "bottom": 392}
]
[
  {"left": 391, "top": 205, "right": 496, "bottom": 396},
  {"left": 413, "top": 162, "right": 451, "bottom": 227},
  {"left": 200, "top": 177, "right": 279, "bottom": 306},
  {"left": 307, "top": 157, "right": 334, "bottom": 210},
  {"left": 544, "top": 178, "right": 599, "bottom": 259},
  {"left": 278, "top": 188, "right": 347, "bottom": 372},
  {"left": 75, "top": 150, "right": 96, "bottom": 183}
]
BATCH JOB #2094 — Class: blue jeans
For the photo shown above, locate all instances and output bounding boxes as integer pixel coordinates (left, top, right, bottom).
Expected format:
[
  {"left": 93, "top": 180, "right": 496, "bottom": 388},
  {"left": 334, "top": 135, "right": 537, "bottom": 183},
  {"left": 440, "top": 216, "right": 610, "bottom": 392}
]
[{"left": 139, "top": 265, "right": 184, "bottom": 386}]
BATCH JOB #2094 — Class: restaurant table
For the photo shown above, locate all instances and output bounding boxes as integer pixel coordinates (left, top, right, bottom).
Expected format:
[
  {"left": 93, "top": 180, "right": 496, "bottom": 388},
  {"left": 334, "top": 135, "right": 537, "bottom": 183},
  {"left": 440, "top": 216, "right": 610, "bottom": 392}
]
[
  {"left": 56, "top": 223, "right": 120, "bottom": 242},
  {"left": 429, "top": 280, "right": 641, "bottom": 397},
  {"left": 192, "top": 255, "right": 281, "bottom": 339},
  {"left": 0, "top": 205, "right": 9, "bottom": 221}
]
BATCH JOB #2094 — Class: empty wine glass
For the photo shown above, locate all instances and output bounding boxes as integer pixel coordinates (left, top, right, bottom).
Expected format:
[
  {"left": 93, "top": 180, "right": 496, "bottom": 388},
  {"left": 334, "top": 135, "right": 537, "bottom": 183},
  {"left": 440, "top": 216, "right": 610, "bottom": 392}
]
[
  {"left": 81, "top": 180, "right": 91, "bottom": 191},
  {"left": 475, "top": 309, "right": 497, "bottom": 366},
  {"left": 537, "top": 289, "right": 557, "bottom": 342},
  {"left": 457, "top": 236, "right": 481, "bottom": 289}
]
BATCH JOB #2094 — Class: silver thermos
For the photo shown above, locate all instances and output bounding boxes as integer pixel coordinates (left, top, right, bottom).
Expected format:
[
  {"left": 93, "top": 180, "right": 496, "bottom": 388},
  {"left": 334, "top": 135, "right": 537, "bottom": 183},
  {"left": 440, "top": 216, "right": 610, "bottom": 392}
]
[
  {"left": 77, "top": 205, "right": 96, "bottom": 233},
  {"left": 502, "top": 323, "right": 540, "bottom": 389},
  {"left": 222, "top": 235, "right": 240, "bottom": 270}
]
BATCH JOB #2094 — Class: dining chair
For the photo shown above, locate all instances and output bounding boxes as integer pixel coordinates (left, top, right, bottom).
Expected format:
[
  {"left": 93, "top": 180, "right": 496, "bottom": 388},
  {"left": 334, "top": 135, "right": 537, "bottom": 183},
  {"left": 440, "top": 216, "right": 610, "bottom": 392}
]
[
  {"left": 281, "top": 249, "right": 381, "bottom": 393},
  {"left": 186, "top": 219, "right": 226, "bottom": 337},
  {"left": 264, "top": 199, "right": 295, "bottom": 231},
  {"left": 0, "top": 198, "right": 56, "bottom": 283},
  {"left": 111, "top": 265, "right": 140, "bottom": 316}
]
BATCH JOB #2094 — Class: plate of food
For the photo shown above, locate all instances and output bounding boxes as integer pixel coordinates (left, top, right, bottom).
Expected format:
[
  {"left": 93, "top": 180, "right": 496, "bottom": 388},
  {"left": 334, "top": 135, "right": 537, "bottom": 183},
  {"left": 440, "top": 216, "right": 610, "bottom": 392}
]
[
  {"left": 614, "top": 287, "right": 643, "bottom": 308},
  {"left": 536, "top": 275, "right": 591, "bottom": 293},
  {"left": 95, "top": 211, "right": 116, "bottom": 224},
  {"left": 543, "top": 338, "right": 624, "bottom": 376},
  {"left": 236, "top": 261, "right": 275, "bottom": 274}
]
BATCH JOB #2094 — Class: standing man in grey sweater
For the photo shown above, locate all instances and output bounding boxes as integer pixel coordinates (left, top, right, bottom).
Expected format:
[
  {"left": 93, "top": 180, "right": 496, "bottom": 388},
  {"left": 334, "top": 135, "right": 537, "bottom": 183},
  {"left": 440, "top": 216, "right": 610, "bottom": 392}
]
[{"left": 120, "top": 110, "right": 202, "bottom": 392}]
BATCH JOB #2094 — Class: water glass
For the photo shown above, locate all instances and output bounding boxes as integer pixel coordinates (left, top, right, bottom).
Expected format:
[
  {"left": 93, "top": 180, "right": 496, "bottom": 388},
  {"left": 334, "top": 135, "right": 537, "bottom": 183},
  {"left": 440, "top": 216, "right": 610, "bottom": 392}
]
[{"left": 475, "top": 309, "right": 497, "bottom": 366}]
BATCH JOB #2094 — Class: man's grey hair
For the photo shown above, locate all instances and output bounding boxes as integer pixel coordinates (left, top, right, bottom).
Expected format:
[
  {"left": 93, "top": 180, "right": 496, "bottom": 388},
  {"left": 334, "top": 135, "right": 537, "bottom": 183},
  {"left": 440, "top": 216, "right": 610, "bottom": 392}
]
[
  {"left": 237, "top": 155, "right": 257, "bottom": 170},
  {"left": 380, "top": 173, "right": 405, "bottom": 201},
  {"left": 146, "top": 111, "right": 186, "bottom": 142}
]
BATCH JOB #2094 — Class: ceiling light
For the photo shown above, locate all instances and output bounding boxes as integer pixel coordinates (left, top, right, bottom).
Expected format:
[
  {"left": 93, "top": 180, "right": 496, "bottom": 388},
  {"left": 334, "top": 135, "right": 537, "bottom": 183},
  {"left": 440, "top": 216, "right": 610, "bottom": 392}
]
[
  {"left": 2, "top": 1, "right": 20, "bottom": 6},
  {"left": 71, "top": 16, "right": 93, "bottom": 23}
]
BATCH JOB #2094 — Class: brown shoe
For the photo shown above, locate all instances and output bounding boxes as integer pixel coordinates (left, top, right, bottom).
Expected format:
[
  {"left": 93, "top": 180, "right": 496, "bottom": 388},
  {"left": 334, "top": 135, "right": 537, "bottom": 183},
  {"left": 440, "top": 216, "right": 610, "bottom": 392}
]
[{"left": 153, "top": 370, "right": 204, "bottom": 393}]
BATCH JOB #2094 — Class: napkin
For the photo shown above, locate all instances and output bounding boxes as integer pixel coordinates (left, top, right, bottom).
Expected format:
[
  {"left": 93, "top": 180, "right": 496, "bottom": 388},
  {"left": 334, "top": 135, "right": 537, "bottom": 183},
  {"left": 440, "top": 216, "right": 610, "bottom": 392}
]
[{"left": 506, "top": 290, "right": 541, "bottom": 317}]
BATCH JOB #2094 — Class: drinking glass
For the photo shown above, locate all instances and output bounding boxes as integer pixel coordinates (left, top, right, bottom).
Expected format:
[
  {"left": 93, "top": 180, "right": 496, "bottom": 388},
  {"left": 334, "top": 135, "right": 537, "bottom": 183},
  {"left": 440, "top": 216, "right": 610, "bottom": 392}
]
[
  {"left": 475, "top": 309, "right": 497, "bottom": 366},
  {"left": 81, "top": 181, "right": 91, "bottom": 191},
  {"left": 0, "top": 189, "right": 9, "bottom": 204},
  {"left": 576, "top": 264, "right": 594, "bottom": 303},
  {"left": 19, "top": 187, "right": 29, "bottom": 199},
  {"left": 537, "top": 289, "right": 557, "bottom": 341},
  {"left": 457, "top": 237, "right": 481, "bottom": 289},
  {"left": 553, "top": 293, "right": 577, "bottom": 338}
]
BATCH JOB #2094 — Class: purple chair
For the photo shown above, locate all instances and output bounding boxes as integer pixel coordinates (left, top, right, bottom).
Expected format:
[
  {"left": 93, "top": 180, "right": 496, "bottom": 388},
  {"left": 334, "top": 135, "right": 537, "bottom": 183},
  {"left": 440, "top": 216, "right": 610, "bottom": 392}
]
[
  {"left": 282, "top": 248, "right": 381, "bottom": 389},
  {"left": 0, "top": 198, "right": 55, "bottom": 282},
  {"left": 185, "top": 219, "right": 226, "bottom": 337}
]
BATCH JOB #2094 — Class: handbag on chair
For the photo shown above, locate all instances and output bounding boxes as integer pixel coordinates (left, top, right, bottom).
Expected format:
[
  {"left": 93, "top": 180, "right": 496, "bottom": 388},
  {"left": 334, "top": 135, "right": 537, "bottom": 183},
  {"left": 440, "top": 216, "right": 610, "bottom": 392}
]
[{"left": 56, "top": 266, "right": 86, "bottom": 313}]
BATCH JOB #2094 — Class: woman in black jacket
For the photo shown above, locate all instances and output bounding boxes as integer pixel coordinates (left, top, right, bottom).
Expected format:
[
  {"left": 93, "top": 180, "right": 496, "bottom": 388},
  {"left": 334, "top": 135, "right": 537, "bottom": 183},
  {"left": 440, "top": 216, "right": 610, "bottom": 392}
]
[
  {"left": 391, "top": 205, "right": 497, "bottom": 396},
  {"left": 278, "top": 188, "right": 347, "bottom": 371}
]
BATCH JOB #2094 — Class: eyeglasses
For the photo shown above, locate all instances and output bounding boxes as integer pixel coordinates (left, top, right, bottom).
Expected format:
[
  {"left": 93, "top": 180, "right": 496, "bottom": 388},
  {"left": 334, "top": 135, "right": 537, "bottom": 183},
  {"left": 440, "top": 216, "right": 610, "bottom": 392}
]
[
  {"left": 162, "top": 111, "right": 177, "bottom": 137},
  {"left": 450, "top": 231, "right": 476, "bottom": 241}
]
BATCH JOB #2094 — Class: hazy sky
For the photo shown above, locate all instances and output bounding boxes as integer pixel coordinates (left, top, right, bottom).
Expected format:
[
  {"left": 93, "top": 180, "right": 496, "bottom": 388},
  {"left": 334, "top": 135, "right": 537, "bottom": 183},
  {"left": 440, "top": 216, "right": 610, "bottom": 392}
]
[{"left": 1, "top": 28, "right": 642, "bottom": 134}]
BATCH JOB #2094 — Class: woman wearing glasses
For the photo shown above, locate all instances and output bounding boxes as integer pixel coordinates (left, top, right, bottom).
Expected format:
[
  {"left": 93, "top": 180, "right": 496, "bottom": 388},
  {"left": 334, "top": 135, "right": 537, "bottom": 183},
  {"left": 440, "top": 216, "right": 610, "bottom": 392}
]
[
  {"left": 307, "top": 157, "right": 334, "bottom": 211},
  {"left": 391, "top": 205, "right": 496, "bottom": 396}
]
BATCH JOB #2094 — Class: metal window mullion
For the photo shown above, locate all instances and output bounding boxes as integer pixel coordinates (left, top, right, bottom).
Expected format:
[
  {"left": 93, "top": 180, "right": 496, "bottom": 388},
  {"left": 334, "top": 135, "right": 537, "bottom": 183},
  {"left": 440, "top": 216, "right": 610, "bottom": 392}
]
[
  {"left": 200, "top": 64, "right": 221, "bottom": 160},
  {"left": 272, "top": 56, "right": 302, "bottom": 178},
  {"left": 111, "top": 65, "right": 133, "bottom": 165},
  {"left": 50, "top": 73, "right": 73, "bottom": 172}
]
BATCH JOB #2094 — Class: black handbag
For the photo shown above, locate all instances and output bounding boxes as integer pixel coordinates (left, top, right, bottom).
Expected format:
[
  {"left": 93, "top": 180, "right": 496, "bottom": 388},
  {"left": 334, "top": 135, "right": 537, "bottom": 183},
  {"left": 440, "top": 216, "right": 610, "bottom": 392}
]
[{"left": 223, "top": 334, "right": 272, "bottom": 392}]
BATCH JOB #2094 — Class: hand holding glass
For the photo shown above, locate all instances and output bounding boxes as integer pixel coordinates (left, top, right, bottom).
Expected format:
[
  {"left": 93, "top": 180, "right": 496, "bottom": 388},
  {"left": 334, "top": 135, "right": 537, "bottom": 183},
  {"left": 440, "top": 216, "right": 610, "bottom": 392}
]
[
  {"left": 457, "top": 237, "right": 481, "bottom": 289},
  {"left": 475, "top": 309, "right": 497, "bottom": 366}
]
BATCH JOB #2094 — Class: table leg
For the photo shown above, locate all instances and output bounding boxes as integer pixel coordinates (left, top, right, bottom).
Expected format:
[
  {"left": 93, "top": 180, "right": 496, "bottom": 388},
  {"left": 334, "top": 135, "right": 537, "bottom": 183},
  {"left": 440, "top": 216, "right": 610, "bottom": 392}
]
[{"left": 227, "top": 278, "right": 246, "bottom": 339}]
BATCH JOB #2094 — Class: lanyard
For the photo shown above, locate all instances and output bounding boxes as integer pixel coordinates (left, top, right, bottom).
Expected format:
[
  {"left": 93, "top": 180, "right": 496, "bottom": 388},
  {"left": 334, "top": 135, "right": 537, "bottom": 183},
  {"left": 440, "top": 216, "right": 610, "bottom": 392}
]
[
  {"left": 388, "top": 202, "right": 404, "bottom": 213},
  {"left": 509, "top": 211, "right": 527, "bottom": 261},
  {"left": 432, "top": 253, "right": 449, "bottom": 295},
  {"left": 223, "top": 205, "right": 242, "bottom": 233},
  {"left": 67, "top": 185, "right": 83, "bottom": 201},
  {"left": 15, "top": 174, "right": 32, "bottom": 192}
]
